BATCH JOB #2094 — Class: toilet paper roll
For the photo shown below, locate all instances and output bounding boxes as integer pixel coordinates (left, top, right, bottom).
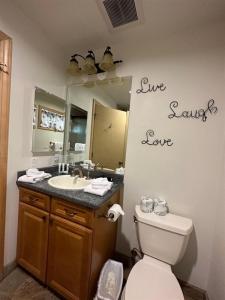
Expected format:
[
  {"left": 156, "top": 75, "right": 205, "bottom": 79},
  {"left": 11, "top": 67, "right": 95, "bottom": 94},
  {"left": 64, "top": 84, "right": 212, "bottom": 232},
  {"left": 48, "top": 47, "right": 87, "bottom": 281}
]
[{"left": 107, "top": 204, "right": 125, "bottom": 222}]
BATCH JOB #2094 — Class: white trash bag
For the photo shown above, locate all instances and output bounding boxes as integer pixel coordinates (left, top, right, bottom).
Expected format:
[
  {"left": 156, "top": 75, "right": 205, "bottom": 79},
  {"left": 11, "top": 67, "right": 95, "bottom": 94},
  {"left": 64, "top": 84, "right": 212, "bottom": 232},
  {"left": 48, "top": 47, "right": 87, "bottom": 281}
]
[{"left": 94, "top": 259, "right": 123, "bottom": 300}]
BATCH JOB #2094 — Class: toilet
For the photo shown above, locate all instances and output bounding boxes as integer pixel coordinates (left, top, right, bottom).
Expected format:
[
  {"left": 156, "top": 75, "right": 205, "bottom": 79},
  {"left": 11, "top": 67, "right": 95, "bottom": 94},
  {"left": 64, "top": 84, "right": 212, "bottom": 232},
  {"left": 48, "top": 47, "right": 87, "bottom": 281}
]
[{"left": 122, "top": 205, "right": 193, "bottom": 300}]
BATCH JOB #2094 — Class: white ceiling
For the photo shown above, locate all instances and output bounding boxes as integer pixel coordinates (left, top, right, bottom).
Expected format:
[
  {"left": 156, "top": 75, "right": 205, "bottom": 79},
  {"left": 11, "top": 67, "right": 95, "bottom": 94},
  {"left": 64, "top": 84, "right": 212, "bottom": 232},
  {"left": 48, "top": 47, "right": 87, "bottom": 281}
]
[
  {"left": 95, "top": 76, "right": 132, "bottom": 108},
  {"left": 81, "top": 76, "right": 132, "bottom": 108},
  {"left": 13, "top": 0, "right": 225, "bottom": 58}
]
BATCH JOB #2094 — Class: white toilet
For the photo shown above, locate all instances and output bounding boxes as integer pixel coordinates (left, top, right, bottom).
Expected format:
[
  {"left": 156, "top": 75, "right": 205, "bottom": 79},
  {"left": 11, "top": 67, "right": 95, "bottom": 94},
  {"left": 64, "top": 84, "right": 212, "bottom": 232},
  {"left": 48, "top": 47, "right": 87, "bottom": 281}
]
[{"left": 122, "top": 205, "right": 193, "bottom": 300}]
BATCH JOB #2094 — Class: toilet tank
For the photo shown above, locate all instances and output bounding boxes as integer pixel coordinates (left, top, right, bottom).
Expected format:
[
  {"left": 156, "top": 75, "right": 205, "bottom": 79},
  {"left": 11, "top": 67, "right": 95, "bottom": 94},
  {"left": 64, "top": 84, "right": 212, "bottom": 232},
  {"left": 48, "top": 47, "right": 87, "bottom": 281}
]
[{"left": 135, "top": 205, "right": 193, "bottom": 265}]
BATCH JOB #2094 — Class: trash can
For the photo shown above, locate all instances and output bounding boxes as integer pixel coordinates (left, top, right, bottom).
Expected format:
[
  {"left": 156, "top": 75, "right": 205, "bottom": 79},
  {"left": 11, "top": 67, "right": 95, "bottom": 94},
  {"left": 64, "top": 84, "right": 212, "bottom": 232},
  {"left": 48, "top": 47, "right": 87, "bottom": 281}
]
[{"left": 94, "top": 259, "right": 123, "bottom": 300}]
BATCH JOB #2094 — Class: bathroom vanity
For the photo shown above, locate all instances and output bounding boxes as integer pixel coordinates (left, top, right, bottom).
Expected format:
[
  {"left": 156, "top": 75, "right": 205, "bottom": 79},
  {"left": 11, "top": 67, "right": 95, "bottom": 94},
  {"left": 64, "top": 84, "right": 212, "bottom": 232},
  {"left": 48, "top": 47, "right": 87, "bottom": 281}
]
[{"left": 16, "top": 172, "right": 123, "bottom": 300}]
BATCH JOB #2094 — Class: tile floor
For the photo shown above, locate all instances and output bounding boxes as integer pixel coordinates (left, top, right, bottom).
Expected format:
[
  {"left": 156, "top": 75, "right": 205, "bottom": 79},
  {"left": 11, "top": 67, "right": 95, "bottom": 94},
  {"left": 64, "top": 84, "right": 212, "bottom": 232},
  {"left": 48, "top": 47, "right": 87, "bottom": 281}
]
[
  {"left": 0, "top": 268, "right": 59, "bottom": 299},
  {"left": 0, "top": 268, "right": 203, "bottom": 300}
]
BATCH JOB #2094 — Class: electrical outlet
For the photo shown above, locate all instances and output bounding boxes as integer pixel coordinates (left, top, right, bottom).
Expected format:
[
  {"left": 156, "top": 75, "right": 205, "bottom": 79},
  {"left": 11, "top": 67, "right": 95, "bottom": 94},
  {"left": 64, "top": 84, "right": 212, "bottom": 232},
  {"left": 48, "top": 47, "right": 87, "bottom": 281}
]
[{"left": 53, "top": 154, "right": 60, "bottom": 164}]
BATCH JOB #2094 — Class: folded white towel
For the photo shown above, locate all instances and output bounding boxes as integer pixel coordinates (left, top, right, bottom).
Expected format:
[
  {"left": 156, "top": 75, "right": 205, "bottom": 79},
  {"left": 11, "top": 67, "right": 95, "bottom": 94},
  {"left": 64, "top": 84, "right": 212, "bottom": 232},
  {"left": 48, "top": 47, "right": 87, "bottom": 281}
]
[
  {"left": 84, "top": 185, "right": 111, "bottom": 196},
  {"left": 18, "top": 173, "right": 52, "bottom": 183},
  {"left": 92, "top": 183, "right": 113, "bottom": 190},
  {"left": 92, "top": 178, "right": 108, "bottom": 183},
  {"left": 91, "top": 178, "right": 112, "bottom": 189},
  {"left": 84, "top": 179, "right": 113, "bottom": 196},
  {"left": 26, "top": 168, "right": 44, "bottom": 177}
]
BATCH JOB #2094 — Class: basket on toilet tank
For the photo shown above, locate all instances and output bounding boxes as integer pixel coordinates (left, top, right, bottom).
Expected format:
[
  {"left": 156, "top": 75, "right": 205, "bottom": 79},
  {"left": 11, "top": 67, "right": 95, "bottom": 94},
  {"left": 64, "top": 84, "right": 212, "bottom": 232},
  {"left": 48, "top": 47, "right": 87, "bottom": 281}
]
[{"left": 135, "top": 205, "right": 193, "bottom": 265}]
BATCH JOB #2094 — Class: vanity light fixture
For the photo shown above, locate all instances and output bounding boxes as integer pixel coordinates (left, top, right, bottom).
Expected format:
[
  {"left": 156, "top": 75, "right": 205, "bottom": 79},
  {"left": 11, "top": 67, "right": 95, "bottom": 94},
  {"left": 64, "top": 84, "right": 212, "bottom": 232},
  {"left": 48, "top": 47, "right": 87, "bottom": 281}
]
[{"left": 67, "top": 46, "right": 122, "bottom": 76}]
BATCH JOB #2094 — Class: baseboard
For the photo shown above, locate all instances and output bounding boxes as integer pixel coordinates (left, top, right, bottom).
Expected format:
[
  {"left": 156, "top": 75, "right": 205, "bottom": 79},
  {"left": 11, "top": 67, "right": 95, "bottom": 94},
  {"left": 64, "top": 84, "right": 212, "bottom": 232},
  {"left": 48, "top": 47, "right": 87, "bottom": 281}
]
[
  {"left": 205, "top": 292, "right": 210, "bottom": 300},
  {"left": 1, "top": 260, "right": 17, "bottom": 280},
  {"left": 179, "top": 279, "right": 209, "bottom": 300}
]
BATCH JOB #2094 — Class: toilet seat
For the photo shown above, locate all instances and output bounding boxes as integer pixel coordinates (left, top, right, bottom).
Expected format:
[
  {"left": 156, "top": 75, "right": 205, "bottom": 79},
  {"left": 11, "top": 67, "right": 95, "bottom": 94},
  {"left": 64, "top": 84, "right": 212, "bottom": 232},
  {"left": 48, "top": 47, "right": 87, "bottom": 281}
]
[{"left": 124, "top": 256, "right": 184, "bottom": 300}]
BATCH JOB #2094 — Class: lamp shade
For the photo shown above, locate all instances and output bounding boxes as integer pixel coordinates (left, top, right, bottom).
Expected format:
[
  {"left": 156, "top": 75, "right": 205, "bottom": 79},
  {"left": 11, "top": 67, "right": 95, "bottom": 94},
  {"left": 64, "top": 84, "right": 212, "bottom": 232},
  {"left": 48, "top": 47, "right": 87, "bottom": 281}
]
[
  {"left": 82, "top": 51, "right": 97, "bottom": 75},
  {"left": 67, "top": 47, "right": 121, "bottom": 76},
  {"left": 67, "top": 57, "right": 81, "bottom": 76},
  {"left": 99, "top": 46, "right": 114, "bottom": 71}
]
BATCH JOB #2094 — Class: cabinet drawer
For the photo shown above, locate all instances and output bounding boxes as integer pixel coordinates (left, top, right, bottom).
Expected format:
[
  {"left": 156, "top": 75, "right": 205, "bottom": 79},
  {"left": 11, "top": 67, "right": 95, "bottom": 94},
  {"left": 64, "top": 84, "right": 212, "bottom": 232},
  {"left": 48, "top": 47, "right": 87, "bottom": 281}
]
[
  {"left": 51, "top": 198, "right": 94, "bottom": 228},
  {"left": 20, "top": 188, "right": 50, "bottom": 211}
]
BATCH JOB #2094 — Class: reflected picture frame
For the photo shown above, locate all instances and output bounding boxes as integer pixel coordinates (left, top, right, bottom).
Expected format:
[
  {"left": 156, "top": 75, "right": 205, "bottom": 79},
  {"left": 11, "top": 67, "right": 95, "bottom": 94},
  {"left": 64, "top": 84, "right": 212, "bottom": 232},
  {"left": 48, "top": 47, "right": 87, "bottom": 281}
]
[{"left": 37, "top": 105, "right": 65, "bottom": 132}]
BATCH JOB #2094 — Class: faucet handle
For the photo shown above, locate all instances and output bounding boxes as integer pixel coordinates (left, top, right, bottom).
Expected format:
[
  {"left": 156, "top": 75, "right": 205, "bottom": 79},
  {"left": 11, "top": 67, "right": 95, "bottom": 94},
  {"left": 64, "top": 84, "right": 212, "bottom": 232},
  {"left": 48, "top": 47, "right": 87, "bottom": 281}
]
[{"left": 70, "top": 165, "right": 79, "bottom": 177}]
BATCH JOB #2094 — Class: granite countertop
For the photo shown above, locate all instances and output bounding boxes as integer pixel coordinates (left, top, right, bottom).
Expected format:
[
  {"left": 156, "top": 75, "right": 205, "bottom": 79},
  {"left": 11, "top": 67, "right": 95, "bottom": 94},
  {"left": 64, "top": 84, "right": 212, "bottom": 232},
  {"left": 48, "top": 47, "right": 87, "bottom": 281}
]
[{"left": 17, "top": 166, "right": 123, "bottom": 210}]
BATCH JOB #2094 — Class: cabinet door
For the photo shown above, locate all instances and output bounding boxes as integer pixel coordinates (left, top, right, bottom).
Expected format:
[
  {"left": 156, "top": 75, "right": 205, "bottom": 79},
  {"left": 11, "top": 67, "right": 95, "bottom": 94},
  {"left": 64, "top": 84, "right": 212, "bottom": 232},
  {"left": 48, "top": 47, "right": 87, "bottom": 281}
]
[
  {"left": 47, "top": 215, "right": 93, "bottom": 300},
  {"left": 17, "top": 202, "right": 49, "bottom": 282}
]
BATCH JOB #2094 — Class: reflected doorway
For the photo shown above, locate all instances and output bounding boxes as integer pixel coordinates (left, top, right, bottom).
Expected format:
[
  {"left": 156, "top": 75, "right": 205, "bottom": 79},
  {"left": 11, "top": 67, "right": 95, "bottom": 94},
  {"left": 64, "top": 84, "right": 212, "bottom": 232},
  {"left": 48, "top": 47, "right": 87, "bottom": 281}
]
[
  {"left": 69, "top": 105, "right": 88, "bottom": 152},
  {"left": 90, "top": 100, "right": 129, "bottom": 170}
]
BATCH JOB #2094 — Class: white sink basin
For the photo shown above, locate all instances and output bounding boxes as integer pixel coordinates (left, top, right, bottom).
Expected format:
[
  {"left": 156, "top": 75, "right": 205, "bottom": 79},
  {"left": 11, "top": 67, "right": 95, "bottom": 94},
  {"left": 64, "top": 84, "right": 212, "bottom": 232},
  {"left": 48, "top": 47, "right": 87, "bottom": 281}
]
[{"left": 48, "top": 175, "right": 92, "bottom": 190}]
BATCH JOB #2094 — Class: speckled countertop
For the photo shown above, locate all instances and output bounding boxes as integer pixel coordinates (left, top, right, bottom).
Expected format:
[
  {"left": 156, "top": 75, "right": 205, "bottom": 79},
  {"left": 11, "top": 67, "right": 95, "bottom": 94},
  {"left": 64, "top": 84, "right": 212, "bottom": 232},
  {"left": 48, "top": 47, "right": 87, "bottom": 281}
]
[{"left": 17, "top": 166, "right": 123, "bottom": 210}]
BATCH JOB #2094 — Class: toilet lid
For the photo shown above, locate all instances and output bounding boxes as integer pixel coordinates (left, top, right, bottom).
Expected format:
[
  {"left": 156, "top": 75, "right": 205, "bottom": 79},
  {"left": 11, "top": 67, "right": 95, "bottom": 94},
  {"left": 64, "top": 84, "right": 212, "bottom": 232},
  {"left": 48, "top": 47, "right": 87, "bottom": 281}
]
[{"left": 125, "top": 257, "right": 184, "bottom": 300}]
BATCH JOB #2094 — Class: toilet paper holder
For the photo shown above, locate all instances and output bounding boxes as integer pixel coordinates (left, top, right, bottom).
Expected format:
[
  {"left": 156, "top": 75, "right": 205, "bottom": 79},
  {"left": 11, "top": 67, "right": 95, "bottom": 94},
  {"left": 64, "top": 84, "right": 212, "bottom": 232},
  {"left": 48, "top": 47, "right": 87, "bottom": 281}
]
[
  {"left": 97, "top": 203, "right": 114, "bottom": 220},
  {"left": 97, "top": 203, "right": 124, "bottom": 222},
  {"left": 97, "top": 212, "right": 114, "bottom": 221}
]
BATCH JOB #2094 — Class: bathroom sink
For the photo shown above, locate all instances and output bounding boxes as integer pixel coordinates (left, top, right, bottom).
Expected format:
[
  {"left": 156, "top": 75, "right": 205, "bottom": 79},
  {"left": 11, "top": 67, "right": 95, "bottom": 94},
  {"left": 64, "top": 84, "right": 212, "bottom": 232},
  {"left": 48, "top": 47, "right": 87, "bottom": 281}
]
[{"left": 48, "top": 175, "right": 92, "bottom": 190}]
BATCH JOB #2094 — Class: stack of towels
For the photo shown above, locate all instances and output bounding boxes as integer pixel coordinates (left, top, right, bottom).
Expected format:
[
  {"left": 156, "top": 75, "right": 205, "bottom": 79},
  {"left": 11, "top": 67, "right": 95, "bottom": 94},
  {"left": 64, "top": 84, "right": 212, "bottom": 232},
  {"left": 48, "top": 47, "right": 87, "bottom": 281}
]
[
  {"left": 18, "top": 168, "right": 52, "bottom": 183},
  {"left": 84, "top": 177, "right": 113, "bottom": 196}
]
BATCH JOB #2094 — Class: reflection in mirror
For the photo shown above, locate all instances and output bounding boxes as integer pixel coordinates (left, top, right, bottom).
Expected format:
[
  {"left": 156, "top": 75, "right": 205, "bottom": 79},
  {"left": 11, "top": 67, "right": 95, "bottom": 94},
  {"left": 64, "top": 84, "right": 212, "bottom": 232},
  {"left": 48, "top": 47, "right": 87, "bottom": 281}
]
[
  {"left": 66, "top": 76, "right": 132, "bottom": 170},
  {"left": 69, "top": 105, "right": 87, "bottom": 152},
  {"left": 32, "top": 87, "right": 66, "bottom": 155}
]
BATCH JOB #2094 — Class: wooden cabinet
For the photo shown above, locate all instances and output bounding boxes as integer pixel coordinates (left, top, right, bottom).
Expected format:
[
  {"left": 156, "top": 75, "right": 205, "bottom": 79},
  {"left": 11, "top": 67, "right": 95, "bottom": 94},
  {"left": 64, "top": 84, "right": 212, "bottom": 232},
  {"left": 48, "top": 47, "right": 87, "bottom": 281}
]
[
  {"left": 17, "top": 187, "right": 120, "bottom": 300},
  {"left": 47, "top": 215, "right": 92, "bottom": 300},
  {"left": 51, "top": 197, "right": 94, "bottom": 228},
  {"left": 17, "top": 202, "right": 49, "bottom": 282},
  {"left": 20, "top": 188, "right": 50, "bottom": 211}
]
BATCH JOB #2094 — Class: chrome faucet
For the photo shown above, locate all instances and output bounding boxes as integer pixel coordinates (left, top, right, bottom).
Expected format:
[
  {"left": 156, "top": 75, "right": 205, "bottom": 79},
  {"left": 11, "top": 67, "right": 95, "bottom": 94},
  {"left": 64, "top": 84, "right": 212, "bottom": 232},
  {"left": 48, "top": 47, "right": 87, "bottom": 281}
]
[
  {"left": 73, "top": 175, "right": 79, "bottom": 184},
  {"left": 86, "top": 163, "right": 91, "bottom": 180},
  {"left": 78, "top": 166, "right": 84, "bottom": 178},
  {"left": 70, "top": 165, "right": 84, "bottom": 178}
]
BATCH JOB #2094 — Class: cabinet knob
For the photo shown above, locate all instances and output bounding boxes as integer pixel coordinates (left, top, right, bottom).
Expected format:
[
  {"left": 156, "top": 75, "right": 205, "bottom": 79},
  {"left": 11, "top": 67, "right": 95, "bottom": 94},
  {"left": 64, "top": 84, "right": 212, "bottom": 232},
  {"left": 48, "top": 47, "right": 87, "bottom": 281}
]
[
  {"left": 29, "top": 196, "right": 39, "bottom": 202},
  {"left": 64, "top": 209, "right": 77, "bottom": 218}
]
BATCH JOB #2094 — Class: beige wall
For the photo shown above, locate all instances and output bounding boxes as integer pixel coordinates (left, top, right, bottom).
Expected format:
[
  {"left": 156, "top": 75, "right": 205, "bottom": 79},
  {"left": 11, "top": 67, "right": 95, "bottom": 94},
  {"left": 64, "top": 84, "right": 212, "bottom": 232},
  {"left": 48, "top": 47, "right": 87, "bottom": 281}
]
[
  {"left": 207, "top": 55, "right": 225, "bottom": 300},
  {"left": 107, "top": 21, "right": 225, "bottom": 291},
  {"left": 207, "top": 192, "right": 225, "bottom": 300},
  {"left": 0, "top": 0, "right": 66, "bottom": 265}
]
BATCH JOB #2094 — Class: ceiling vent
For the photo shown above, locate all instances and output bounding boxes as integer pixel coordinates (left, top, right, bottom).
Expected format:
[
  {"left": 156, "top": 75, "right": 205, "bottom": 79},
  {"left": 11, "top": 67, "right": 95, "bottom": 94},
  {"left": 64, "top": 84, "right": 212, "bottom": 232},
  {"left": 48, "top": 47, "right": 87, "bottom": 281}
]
[
  {"left": 96, "top": 0, "right": 143, "bottom": 31},
  {"left": 103, "top": 0, "right": 138, "bottom": 28}
]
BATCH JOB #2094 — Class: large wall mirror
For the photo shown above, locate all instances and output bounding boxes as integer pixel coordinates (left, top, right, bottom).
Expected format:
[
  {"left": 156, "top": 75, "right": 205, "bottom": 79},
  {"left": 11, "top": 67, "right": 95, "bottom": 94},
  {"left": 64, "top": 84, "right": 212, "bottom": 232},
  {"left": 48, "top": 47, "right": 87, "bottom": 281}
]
[
  {"left": 32, "top": 87, "right": 66, "bottom": 155},
  {"left": 65, "top": 76, "right": 132, "bottom": 170}
]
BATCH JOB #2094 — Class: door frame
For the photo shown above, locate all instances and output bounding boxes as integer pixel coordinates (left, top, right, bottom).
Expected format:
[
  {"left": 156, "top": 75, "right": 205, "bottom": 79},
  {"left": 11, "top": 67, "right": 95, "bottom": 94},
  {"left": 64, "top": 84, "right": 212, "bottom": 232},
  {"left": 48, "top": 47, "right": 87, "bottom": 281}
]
[
  {"left": 89, "top": 99, "right": 97, "bottom": 160},
  {"left": 0, "top": 31, "right": 12, "bottom": 276}
]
